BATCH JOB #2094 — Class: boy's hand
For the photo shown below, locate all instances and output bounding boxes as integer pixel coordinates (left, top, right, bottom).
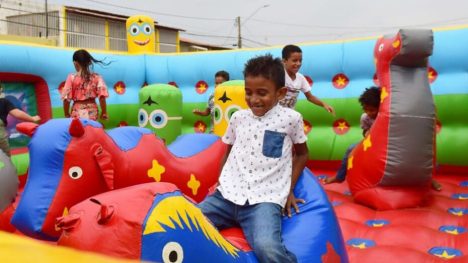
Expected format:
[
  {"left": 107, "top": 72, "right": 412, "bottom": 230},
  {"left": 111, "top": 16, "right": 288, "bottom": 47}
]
[
  {"left": 193, "top": 109, "right": 200, "bottom": 114},
  {"left": 32, "top": 115, "right": 41, "bottom": 123},
  {"left": 324, "top": 104, "right": 335, "bottom": 116},
  {"left": 283, "top": 192, "right": 305, "bottom": 218}
]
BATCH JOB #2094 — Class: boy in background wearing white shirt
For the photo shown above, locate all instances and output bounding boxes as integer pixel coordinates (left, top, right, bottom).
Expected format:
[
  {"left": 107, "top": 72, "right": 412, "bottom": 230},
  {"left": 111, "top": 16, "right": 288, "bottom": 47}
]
[
  {"left": 198, "top": 54, "right": 309, "bottom": 263},
  {"left": 280, "top": 44, "right": 335, "bottom": 115}
]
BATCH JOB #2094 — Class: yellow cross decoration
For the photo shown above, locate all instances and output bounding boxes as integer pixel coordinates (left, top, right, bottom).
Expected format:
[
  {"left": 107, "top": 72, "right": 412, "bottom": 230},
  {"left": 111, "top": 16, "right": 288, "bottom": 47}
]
[
  {"left": 148, "top": 159, "right": 165, "bottom": 182},
  {"left": 335, "top": 76, "right": 347, "bottom": 87},
  {"left": 337, "top": 121, "right": 348, "bottom": 131},
  {"left": 435, "top": 250, "right": 456, "bottom": 259},
  {"left": 445, "top": 229, "right": 459, "bottom": 235},
  {"left": 347, "top": 156, "right": 353, "bottom": 170},
  {"left": 352, "top": 242, "right": 367, "bottom": 249},
  {"left": 380, "top": 87, "right": 388, "bottom": 103},
  {"left": 198, "top": 83, "right": 207, "bottom": 92},
  {"left": 187, "top": 174, "right": 201, "bottom": 196},
  {"left": 363, "top": 135, "right": 372, "bottom": 151},
  {"left": 115, "top": 84, "right": 124, "bottom": 93},
  {"left": 197, "top": 122, "right": 206, "bottom": 132}
]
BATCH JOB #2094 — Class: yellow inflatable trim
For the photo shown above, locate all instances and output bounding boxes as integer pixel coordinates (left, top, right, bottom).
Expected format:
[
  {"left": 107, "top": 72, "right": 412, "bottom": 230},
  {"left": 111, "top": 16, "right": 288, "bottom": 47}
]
[{"left": 0, "top": 232, "right": 138, "bottom": 263}]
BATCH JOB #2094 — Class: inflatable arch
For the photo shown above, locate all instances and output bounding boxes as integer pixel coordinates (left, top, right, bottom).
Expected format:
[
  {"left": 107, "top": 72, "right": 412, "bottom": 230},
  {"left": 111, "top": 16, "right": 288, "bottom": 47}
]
[
  {"left": 0, "top": 28, "right": 467, "bottom": 167},
  {"left": 0, "top": 26, "right": 467, "bottom": 262}
]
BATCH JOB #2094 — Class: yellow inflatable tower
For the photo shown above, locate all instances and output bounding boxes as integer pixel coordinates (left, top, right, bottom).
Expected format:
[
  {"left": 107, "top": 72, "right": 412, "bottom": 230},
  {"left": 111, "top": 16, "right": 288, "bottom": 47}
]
[
  {"left": 126, "top": 15, "right": 156, "bottom": 53},
  {"left": 213, "top": 80, "right": 248, "bottom": 136}
]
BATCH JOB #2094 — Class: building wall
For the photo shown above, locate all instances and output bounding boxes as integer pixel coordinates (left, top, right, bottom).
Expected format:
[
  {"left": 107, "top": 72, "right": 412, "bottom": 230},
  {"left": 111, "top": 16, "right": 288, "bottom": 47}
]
[
  {"left": 1, "top": 3, "right": 225, "bottom": 53},
  {"left": 158, "top": 28, "right": 178, "bottom": 53},
  {"left": 0, "top": 0, "right": 56, "bottom": 35},
  {"left": 7, "top": 11, "right": 59, "bottom": 39},
  {"left": 65, "top": 12, "right": 106, "bottom": 50}
]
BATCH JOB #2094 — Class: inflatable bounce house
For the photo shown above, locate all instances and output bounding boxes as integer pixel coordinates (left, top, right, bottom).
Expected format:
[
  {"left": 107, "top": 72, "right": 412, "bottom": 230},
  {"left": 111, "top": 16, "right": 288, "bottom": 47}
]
[{"left": 0, "top": 12, "right": 466, "bottom": 262}]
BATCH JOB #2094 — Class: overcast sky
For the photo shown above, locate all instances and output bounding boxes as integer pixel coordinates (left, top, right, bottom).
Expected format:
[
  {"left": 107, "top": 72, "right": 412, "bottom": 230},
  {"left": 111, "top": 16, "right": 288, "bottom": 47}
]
[{"left": 47, "top": 0, "right": 468, "bottom": 48}]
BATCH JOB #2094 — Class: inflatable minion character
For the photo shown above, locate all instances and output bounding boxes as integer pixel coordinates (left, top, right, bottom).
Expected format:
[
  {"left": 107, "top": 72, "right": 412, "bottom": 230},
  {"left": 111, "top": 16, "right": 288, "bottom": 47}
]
[
  {"left": 138, "top": 84, "right": 182, "bottom": 144},
  {"left": 126, "top": 15, "right": 156, "bottom": 53},
  {"left": 213, "top": 80, "right": 248, "bottom": 136}
]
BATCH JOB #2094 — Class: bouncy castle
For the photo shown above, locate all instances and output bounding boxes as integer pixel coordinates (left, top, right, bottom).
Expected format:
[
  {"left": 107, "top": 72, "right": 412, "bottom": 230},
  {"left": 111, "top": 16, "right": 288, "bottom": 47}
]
[{"left": 0, "top": 21, "right": 467, "bottom": 262}]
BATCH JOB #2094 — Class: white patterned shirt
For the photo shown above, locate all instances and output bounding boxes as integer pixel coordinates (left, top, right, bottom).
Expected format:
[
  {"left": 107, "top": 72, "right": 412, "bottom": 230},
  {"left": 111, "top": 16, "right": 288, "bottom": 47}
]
[
  {"left": 279, "top": 71, "right": 311, "bottom": 108},
  {"left": 218, "top": 104, "right": 307, "bottom": 207}
]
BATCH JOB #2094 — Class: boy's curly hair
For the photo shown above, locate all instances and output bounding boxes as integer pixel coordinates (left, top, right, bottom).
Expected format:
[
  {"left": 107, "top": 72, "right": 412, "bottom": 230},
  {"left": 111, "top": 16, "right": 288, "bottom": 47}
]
[
  {"left": 359, "top": 86, "right": 381, "bottom": 108},
  {"left": 243, "top": 54, "right": 285, "bottom": 90}
]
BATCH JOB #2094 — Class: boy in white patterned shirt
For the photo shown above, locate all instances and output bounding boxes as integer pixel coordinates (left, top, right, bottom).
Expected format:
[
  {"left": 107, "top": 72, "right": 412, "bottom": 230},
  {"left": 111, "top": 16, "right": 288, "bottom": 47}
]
[{"left": 198, "top": 54, "right": 309, "bottom": 263}]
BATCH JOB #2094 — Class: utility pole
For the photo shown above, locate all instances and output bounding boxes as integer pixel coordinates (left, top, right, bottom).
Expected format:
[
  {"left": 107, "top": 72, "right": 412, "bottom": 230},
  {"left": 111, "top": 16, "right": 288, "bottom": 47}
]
[
  {"left": 236, "top": 5, "right": 269, "bottom": 49},
  {"left": 236, "top": 16, "right": 242, "bottom": 49},
  {"left": 45, "top": 0, "right": 49, "bottom": 38}
]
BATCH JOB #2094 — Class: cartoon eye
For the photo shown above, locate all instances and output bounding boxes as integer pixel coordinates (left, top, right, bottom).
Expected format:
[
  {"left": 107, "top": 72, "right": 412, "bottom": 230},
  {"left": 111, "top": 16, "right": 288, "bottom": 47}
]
[
  {"left": 129, "top": 24, "right": 140, "bottom": 36},
  {"left": 213, "top": 105, "right": 222, "bottom": 124},
  {"left": 378, "top": 43, "right": 384, "bottom": 52},
  {"left": 142, "top": 23, "right": 153, "bottom": 35},
  {"left": 224, "top": 105, "right": 241, "bottom": 122},
  {"left": 162, "top": 242, "right": 184, "bottom": 263},
  {"left": 68, "top": 166, "right": 83, "bottom": 180},
  {"left": 149, "top": 109, "right": 169, "bottom": 129},
  {"left": 138, "top": 108, "right": 149, "bottom": 127}
]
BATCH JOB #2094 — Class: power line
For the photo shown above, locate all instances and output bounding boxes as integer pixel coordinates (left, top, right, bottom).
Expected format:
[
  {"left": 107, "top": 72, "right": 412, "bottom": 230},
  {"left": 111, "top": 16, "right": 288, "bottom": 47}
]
[
  {"left": 249, "top": 15, "right": 468, "bottom": 30},
  {"left": 79, "top": 0, "right": 233, "bottom": 21}
]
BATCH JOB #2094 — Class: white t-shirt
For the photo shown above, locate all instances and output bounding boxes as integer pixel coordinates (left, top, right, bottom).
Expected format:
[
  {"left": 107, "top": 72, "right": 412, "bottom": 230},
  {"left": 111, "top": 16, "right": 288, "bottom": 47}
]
[
  {"left": 218, "top": 104, "right": 307, "bottom": 207},
  {"left": 279, "top": 71, "right": 311, "bottom": 108},
  {"left": 360, "top": 113, "right": 375, "bottom": 132}
]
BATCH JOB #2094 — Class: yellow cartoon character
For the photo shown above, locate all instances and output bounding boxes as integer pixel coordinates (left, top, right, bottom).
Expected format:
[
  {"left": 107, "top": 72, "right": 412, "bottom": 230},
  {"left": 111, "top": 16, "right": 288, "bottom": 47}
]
[
  {"left": 213, "top": 80, "right": 248, "bottom": 136},
  {"left": 126, "top": 15, "right": 156, "bottom": 53}
]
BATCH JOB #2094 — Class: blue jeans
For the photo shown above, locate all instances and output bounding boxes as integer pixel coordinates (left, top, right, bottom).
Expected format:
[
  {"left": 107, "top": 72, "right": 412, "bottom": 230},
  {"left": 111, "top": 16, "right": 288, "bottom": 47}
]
[
  {"left": 198, "top": 190, "right": 297, "bottom": 263},
  {"left": 336, "top": 144, "right": 356, "bottom": 182}
]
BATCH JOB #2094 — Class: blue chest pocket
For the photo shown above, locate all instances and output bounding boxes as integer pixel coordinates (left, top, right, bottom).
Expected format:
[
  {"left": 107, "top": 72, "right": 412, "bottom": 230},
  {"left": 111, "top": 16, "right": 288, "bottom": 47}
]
[{"left": 263, "top": 130, "right": 286, "bottom": 158}]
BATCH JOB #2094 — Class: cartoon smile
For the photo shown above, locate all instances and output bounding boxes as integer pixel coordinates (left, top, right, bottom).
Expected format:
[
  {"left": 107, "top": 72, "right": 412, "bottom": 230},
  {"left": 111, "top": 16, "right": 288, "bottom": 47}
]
[{"left": 134, "top": 39, "right": 150, "bottom": 46}]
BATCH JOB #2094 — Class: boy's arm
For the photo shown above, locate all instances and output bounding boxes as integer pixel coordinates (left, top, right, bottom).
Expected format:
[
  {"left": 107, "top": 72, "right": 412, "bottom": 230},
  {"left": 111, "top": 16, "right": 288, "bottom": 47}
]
[
  {"left": 304, "top": 91, "right": 335, "bottom": 115},
  {"left": 193, "top": 107, "right": 211, "bottom": 116},
  {"left": 284, "top": 142, "right": 309, "bottom": 217},
  {"left": 9, "top": 109, "right": 41, "bottom": 123}
]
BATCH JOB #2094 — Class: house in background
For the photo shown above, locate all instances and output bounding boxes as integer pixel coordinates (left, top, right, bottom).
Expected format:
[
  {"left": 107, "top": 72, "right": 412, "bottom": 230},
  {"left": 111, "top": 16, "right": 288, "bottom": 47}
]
[{"left": 0, "top": 2, "right": 229, "bottom": 52}]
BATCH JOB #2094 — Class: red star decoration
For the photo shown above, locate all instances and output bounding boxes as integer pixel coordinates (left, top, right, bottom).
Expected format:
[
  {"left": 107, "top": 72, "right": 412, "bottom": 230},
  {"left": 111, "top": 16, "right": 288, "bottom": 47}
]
[
  {"left": 332, "top": 73, "right": 349, "bottom": 89},
  {"left": 194, "top": 121, "right": 207, "bottom": 133},
  {"left": 113, "top": 81, "right": 126, "bottom": 95},
  {"left": 373, "top": 73, "right": 380, "bottom": 86},
  {"left": 58, "top": 81, "right": 65, "bottom": 94},
  {"left": 428, "top": 67, "right": 438, "bottom": 84},
  {"left": 333, "top": 119, "right": 350, "bottom": 135},
  {"left": 303, "top": 120, "right": 312, "bottom": 135},
  {"left": 195, "top": 80, "right": 209, "bottom": 94},
  {"left": 304, "top": 75, "right": 313, "bottom": 87},
  {"left": 168, "top": 81, "right": 178, "bottom": 88},
  {"left": 436, "top": 119, "right": 442, "bottom": 134},
  {"left": 118, "top": 121, "right": 128, "bottom": 127}
]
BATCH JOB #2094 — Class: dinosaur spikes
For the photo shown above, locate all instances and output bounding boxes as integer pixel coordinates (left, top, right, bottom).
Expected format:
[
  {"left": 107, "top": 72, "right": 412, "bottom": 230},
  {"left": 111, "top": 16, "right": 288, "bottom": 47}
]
[{"left": 69, "top": 118, "right": 85, "bottom": 137}]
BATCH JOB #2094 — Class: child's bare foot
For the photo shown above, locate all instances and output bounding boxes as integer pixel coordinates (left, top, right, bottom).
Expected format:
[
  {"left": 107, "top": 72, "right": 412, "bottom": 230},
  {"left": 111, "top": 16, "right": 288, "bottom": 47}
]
[
  {"left": 431, "top": 179, "right": 442, "bottom": 191},
  {"left": 323, "top": 176, "right": 341, "bottom": 184}
]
